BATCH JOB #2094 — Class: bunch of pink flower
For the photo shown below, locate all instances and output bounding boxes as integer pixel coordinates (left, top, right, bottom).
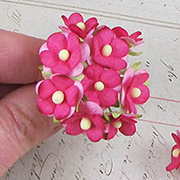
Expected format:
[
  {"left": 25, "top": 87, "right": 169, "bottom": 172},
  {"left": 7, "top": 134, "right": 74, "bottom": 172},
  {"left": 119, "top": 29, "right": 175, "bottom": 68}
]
[
  {"left": 166, "top": 131, "right": 180, "bottom": 171},
  {"left": 36, "top": 13, "right": 150, "bottom": 142}
]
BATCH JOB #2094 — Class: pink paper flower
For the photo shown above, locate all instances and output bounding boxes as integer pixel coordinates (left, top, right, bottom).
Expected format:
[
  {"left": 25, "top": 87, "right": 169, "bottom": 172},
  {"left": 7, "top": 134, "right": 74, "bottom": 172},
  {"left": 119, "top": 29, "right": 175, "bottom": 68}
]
[
  {"left": 121, "top": 68, "right": 150, "bottom": 114},
  {"left": 61, "top": 12, "right": 98, "bottom": 39},
  {"left": 92, "top": 28, "right": 129, "bottom": 70},
  {"left": 36, "top": 75, "right": 83, "bottom": 120},
  {"left": 106, "top": 114, "right": 137, "bottom": 140},
  {"left": 40, "top": 32, "right": 82, "bottom": 76},
  {"left": 166, "top": 131, "right": 180, "bottom": 171},
  {"left": 62, "top": 101, "right": 105, "bottom": 142},
  {"left": 113, "top": 27, "right": 143, "bottom": 46},
  {"left": 81, "top": 64, "right": 121, "bottom": 108}
]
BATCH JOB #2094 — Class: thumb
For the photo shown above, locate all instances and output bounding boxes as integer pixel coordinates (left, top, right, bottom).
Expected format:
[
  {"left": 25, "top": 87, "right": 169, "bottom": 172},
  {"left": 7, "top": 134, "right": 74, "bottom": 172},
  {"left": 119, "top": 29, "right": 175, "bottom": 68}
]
[{"left": 0, "top": 85, "right": 62, "bottom": 177}]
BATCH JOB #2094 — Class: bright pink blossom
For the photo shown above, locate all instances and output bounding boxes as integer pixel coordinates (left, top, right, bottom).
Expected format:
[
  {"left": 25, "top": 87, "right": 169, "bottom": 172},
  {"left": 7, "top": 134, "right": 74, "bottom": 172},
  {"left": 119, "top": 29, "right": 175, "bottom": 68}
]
[
  {"left": 106, "top": 114, "right": 137, "bottom": 140},
  {"left": 166, "top": 131, "right": 180, "bottom": 171},
  {"left": 81, "top": 64, "right": 121, "bottom": 108},
  {"left": 36, "top": 75, "right": 83, "bottom": 120},
  {"left": 62, "top": 101, "right": 105, "bottom": 142},
  {"left": 61, "top": 12, "right": 98, "bottom": 39},
  {"left": 121, "top": 68, "right": 150, "bottom": 114},
  {"left": 40, "top": 32, "right": 82, "bottom": 76},
  {"left": 92, "top": 28, "right": 129, "bottom": 70},
  {"left": 113, "top": 27, "right": 143, "bottom": 46}
]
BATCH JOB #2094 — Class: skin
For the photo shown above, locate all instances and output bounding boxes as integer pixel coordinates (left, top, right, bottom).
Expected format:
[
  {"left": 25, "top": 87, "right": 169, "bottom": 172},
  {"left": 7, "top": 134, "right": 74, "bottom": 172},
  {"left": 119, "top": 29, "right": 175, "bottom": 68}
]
[{"left": 0, "top": 30, "right": 62, "bottom": 178}]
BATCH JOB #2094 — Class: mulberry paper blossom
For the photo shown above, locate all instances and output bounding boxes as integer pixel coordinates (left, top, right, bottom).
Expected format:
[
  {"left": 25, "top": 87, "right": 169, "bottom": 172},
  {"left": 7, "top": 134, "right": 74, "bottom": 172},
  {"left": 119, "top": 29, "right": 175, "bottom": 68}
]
[
  {"left": 92, "top": 28, "right": 129, "bottom": 70},
  {"left": 61, "top": 12, "right": 98, "bottom": 39},
  {"left": 106, "top": 114, "right": 137, "bottom": 140},
  {"left": 62, "top": 101, "right": 105, "bottom": 142},
  {"left": 113, "top": 27, "right": 143, "bottom": 47},
  {"left": 81, "top": 64, "right": 121, "bottom": 108},
  {"left": 40, "top": 32, "right": 82, "bottom": 76},
  {"left": 121, "top": 68, "right": 150, "bottom": 114},
  {"left": 36, "top": 75, "right": 83, "bottom": 120},
  {"left": 166, "top": 131, "right": 180, "bottom": 171}
]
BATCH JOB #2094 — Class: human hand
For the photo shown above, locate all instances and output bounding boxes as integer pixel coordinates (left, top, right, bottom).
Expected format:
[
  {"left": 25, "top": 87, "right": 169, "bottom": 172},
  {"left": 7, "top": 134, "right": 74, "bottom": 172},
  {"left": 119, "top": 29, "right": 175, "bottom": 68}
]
[{"left": 0, "top": 30, "right": 62, "bottom": 178}]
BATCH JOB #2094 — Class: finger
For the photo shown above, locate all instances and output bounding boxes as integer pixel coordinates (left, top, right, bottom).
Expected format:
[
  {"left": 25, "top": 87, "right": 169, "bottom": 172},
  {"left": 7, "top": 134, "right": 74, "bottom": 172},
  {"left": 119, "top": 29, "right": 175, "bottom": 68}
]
[
  {"left": 0, "top": 84, "right": 22, "bottom": 99},
  {"left": 0, "top": 85, "right": 62, "bottom": 177},
  {"left": 0, "top": 30, "right": 44, "bottom": 84}
]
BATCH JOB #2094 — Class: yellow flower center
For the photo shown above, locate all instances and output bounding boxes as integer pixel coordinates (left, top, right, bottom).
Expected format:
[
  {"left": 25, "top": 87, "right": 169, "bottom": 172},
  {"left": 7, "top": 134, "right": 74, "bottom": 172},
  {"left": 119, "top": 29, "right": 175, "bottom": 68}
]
[
  {"left": 52, "top": 91, "right": 65, "bottom": 104},
  {"left": 59, "top": 49, "right": 70, "bottom": 61},
  {"left": 113, "top": 121, "right": 122, "bottom": 128},
  {"left": 102, "top": 45, "right": 113, "bottom": 57},
  {"left": 172, "top": 148, "right": 180, "bottom": 158},
  {"left": 131, "top": 88, "right": 141, "bottom": 98},
  {"left": 80, "top": 118, "right": 92, "bottom": 130},
  {"left": 76, "top": 22, "right": 86, "bottom": 31},
  {"left": 94, "top": 81, "right": 105, "bottom": 91}
]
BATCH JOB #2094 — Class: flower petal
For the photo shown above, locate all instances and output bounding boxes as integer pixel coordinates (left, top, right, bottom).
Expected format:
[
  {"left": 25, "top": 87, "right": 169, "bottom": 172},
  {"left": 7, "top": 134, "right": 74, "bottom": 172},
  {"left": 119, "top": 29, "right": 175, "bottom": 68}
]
[
  {"left": 86, "top": 126, "right": 103, "bottom": 142},
  {"left": 113, "top": 27, "right": 129, "bottom": 38},
  {"left": 98, "top": 88, "right": 118, "bottom": 107},
  {"left": 84, "top": 64, "right": 104, "bottom": 81},
  {"left": 54, "top": 103, "right": 71, "bottom": 120},
  {"left": 85, "top": 17, "right": 98, "bottom": 34},
  {"left": 69, "top": 63, "right": 84, "bottom": 77},
  {"left": 122, "top": 68, "right": 134, "bottom": 87},
  {"left": 37, "top": 97, "right": 55, "bottom": 115},
  {"left": 100, "top": 69, "right": 121, "bottom": 88},
  {"left": 51, "top": 61, "right": 71, "bottom": 75},
  {"left": 111, "top": 38, "right": 129, "bottom": 58},
  {"left": 79, "top": 101, "right": 103, "bottom": 116},
  {"left": 40, "top": 51, "right": 59, "bottom": 67},
  {"left": 47, "top": 33, "right": 67, "bottom": 53},
  {"left": 107, "top": 125, "right": 117, "bottom": 140},
  {"left": 51, "top": 75, "right": 74, "bottom": 90},
  {"left": 65, "top": 86, "right": 79, "bottom": 106},
  {"left": 119, "top": 121, "right": 136, "bottom": 136},
  {"left": 68, "top": 13, "right": 84, "bottom": 24},
  {"left": 38, "top": 79, "right": 56, "bottom": 99},
  {"left": 65, "top": 119, "right": 83, "bottom": 135}
]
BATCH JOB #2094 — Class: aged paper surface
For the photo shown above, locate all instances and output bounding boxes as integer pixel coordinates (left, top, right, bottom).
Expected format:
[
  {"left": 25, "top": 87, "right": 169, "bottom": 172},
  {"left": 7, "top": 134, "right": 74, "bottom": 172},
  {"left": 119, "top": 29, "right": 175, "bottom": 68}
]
[{"left": 0, "top": 0, "right": 180, "bottom": 179}]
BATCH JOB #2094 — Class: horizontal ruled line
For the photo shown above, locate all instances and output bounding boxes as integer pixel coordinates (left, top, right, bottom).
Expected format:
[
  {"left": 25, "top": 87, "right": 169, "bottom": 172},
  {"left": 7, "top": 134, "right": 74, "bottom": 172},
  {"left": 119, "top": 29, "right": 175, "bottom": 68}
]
[
  {"left": 150, "top": 96, "right": 180, "bottom": 104},
  {"left": 0, "top": 0, "right": 180, "bottom": 30},
  {"left": 139, "top": 119, "right": 180, "bottom": 128}
]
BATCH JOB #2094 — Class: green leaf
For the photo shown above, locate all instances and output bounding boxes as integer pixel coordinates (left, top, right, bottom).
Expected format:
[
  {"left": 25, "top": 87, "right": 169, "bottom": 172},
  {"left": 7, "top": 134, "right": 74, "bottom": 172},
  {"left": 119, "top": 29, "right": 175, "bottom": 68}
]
[
  {"left": 136, "top": 114, "right": 143, "bottom": 118},
  {"left": 132, "top": 62, "right": 141, "bottom": 71},
  {"left": 144, "top": 80, "right": 149, "bottom": 86},
  {"left": 121, "top": 68, "right": 127, "bottom": 75},
  {"left": 128, "top": 51, "right": 143, "bottom": 56},
  {"left": 113, "top": 101, "right": 120, "bottom": 108},
  {"left": 53, "top": 117, "right": 60, "bottom": 123},
  {"left": 72, "top": 74, "right": 85, "bottom": 82},
  {"left": 103, "top": 112, "right": 110, "bottom": 122},
  {"left": 129, "top": 43, "right": 135, "bottom": 48},
  {"left": 111, "top": 112, "right": 121, "bottom": 119},
  {"left": 82, "top": 95, "right": 88, "bottom": 102},
  {"left": 76, "top": 101, "right": 80, "bottom": 112},
  {"left": 83, "top": 62, "right": 88, "bottom": 68},
  {"left": 42, "top": 71, "right": 52, "bottom": 79},
  {"left": 38, "top": 65, "right": 43, "bottom": 70}
]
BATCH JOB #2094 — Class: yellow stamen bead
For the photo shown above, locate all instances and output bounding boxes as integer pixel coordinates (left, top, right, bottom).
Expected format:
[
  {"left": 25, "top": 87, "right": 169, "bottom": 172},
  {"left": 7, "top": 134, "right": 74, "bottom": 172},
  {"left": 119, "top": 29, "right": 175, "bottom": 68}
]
[
  {"left": 102, "top": 45, "right": 113, "bottom": 57},
  {"left": 76, "top": 22, "right": 86, "bottom": 31},
  {"left": 80, "top": 118, "right": 92, "bottom": 130},
  {"left": 59, "top": 49, "right": 70, "bottom": 61},
  {"left": 131, "top": 88, "right": 141, "bottom": 98},
  {"left": 94, "top": 81, "right": 105, "bottom": 91},
  {"left": 113, "top": 121, "right": 122, "bottom": 129},
  {"left": 52, "top": 91, "right": 65, "bottom": 104},
  {"left": 172, "top": 148, "right": 180, "bottom": 158}
]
